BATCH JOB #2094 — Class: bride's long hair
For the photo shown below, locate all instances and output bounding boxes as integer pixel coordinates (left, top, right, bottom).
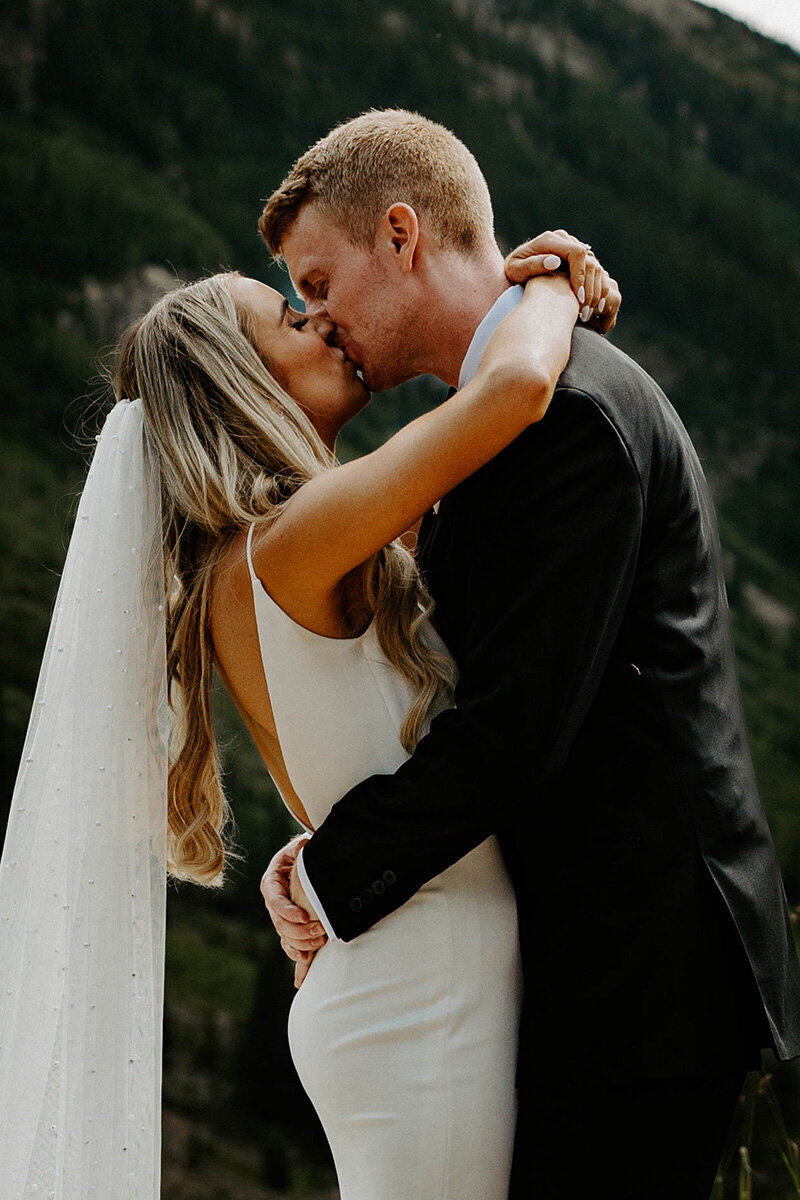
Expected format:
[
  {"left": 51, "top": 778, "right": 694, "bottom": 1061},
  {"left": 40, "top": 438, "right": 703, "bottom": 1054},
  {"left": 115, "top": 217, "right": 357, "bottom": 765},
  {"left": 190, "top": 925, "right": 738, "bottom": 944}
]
[{"left": 114, "top": 272, "right": 456, "bottom": 888}]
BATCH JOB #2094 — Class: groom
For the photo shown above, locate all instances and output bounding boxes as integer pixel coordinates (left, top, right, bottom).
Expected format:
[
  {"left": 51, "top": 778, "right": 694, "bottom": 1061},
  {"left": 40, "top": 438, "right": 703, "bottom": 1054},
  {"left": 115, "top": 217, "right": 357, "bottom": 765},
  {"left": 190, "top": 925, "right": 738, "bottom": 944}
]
[{"left": 258, "top": 110, "right": 800, "bottom": 1197}]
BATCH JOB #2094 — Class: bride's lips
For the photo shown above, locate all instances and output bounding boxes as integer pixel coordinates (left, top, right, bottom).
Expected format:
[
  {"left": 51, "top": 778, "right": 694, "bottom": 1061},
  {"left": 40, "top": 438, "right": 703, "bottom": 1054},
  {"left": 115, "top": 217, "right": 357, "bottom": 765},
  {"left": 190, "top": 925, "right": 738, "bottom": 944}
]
[{"left": 335, "top": 342, "right": 368, "bottom": 385}]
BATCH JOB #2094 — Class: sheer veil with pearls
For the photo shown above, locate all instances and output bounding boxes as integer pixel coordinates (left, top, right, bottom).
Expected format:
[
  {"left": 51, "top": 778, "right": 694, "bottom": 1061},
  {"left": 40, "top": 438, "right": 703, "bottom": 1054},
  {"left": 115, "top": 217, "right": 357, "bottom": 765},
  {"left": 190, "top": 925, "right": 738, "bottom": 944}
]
[{"left": 0, "top": 398, "right": 169, "bottom": 1198}]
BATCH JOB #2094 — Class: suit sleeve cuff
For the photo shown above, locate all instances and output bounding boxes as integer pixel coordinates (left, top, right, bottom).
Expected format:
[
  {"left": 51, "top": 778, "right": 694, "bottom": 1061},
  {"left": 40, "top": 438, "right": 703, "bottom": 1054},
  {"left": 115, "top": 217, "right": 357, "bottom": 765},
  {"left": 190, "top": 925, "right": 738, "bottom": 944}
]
[{"left": 297, "top": 842, "right": 340, "bottom": 941}]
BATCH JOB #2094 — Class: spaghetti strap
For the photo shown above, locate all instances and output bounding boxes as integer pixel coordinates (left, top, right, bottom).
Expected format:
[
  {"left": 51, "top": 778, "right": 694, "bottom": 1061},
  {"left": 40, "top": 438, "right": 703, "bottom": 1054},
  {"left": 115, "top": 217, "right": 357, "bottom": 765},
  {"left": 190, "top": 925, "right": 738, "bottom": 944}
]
[{"left": 245, "top": 521, "right": 259, "bottom": 584}]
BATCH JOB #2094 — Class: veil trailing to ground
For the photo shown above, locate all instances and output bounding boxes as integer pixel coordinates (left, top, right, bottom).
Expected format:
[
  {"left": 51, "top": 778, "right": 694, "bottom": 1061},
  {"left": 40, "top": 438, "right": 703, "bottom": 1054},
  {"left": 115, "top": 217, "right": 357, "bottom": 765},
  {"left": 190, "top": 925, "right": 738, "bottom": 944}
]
[{"left": 0, "top": 398, "right": 169, "bottom": 1198}]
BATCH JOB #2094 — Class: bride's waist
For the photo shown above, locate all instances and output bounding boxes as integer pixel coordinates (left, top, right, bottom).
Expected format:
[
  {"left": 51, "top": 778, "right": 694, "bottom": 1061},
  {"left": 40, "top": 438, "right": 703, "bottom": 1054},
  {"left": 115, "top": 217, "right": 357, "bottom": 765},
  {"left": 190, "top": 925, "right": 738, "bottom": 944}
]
[
  {"left": 380, "top": 835, "right": 516, "bottom": 914},
  {"left": 424, "top": 833, "right": 508, "bottom": 882},
  {"left": 292, "top": 836, "right": 519, "bottom": 1010}
]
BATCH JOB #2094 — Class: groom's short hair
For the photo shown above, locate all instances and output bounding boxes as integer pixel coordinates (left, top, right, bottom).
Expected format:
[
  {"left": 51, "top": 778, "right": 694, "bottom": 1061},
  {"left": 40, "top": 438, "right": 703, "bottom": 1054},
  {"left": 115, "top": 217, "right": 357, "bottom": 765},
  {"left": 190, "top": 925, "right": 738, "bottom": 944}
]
[{"left": 259, "top": 109, "right": 495, "bottom": 256}]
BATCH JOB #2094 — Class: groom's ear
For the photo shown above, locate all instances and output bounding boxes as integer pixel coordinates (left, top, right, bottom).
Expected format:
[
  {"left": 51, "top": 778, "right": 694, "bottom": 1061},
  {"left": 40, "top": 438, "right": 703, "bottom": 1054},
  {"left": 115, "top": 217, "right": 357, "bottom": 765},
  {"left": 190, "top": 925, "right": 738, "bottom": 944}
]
[{"left": 379, "top": 204, "right": 420, "bottom": 274}]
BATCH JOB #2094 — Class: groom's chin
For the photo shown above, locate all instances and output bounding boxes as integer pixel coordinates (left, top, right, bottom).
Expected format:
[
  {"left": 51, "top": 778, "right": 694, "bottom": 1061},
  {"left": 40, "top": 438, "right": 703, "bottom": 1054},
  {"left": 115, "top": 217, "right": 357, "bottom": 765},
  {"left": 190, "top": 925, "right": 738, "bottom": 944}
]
[{"left": 362, "top": 365, "right": 412, "bottom": 393}]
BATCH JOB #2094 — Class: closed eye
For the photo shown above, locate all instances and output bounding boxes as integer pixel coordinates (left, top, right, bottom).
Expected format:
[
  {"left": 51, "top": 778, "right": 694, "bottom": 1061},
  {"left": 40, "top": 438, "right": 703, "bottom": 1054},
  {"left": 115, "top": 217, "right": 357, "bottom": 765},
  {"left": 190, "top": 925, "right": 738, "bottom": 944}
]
[{"left": 288, "top": 315, "right": 309, "bottom": 331}]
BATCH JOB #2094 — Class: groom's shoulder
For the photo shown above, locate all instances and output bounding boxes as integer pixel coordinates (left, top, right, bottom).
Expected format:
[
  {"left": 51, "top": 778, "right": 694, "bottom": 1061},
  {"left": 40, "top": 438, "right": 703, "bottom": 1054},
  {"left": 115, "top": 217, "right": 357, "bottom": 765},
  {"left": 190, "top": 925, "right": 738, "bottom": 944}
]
[
  {"left": 559, "top": 327, "right": 668, "bottom": 422},
  {"left": 554, "top": 326, "right": 689, "bottom": 474}
]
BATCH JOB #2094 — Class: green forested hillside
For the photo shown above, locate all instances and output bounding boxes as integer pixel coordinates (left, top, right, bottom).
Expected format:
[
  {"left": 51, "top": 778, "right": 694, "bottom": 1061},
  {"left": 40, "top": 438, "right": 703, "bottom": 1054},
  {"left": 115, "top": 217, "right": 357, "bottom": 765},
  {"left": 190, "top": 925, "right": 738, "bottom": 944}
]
[{"left": 2, "top": 0, "right": 800, "bottom": 1194}]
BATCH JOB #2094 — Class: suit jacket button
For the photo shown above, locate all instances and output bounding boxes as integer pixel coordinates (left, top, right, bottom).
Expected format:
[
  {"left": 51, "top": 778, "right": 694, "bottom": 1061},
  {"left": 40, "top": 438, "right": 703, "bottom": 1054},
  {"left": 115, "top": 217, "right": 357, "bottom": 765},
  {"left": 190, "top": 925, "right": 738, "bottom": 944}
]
[
  {"left": 372, "top": 879, "right": 386, "bottom": 896},
  {"left": 349, "top": 896, "right": 362, "bottom": 913},
  {"left": 361, "top": 887, "right": 374, "bottom": 905},
  {"left": 382, "top": 869, "right": 397, "bottom": 886}
]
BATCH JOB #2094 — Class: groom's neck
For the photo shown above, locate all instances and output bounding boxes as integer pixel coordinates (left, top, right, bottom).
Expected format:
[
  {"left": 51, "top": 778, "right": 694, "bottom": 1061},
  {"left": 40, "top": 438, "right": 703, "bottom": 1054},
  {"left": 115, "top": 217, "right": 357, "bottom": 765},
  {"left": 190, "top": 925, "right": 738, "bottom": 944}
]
[{"left": 414, "top": 248, "right": 510, "bottom": 388}]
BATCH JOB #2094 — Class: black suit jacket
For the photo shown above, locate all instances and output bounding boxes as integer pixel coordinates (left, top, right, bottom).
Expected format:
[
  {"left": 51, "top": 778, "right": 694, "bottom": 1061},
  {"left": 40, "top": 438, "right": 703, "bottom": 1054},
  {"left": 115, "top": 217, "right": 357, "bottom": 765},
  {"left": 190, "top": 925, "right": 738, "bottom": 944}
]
[{"left": 302, "top": 327, "right": 800, "bottom": 1084}]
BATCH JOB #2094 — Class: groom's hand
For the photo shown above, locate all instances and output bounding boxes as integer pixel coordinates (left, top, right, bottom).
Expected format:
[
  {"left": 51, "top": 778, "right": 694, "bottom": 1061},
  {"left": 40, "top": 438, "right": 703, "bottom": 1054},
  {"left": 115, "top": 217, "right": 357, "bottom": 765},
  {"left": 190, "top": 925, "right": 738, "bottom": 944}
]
[
  {"left": 288, "top": 862, "right": 322, "bottom": 988},
  {"left": 260, "top": 835, "right": 327, "bottom": 985},
  {"left": 289, "top": 860, "right": 319, "bottom": 922},
  {"left": 504, "top": 229, "right": 621, "bottom": 333}
]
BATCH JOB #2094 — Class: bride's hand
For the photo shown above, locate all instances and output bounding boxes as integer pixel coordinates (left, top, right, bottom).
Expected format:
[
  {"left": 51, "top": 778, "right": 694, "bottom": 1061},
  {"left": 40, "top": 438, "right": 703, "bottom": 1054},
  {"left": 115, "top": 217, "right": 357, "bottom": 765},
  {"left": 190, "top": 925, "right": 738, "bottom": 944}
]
[{"left": 504, "top": 230, "right": 621, "bottom": 334}]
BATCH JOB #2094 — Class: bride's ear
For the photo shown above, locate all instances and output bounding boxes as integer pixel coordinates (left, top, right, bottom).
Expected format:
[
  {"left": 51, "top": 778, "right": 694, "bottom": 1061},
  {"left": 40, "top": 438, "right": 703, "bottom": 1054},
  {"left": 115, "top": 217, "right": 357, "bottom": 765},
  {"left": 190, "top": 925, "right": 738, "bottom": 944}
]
[{"left": 381, "top": 203, "right": 420, "bottom": 273}]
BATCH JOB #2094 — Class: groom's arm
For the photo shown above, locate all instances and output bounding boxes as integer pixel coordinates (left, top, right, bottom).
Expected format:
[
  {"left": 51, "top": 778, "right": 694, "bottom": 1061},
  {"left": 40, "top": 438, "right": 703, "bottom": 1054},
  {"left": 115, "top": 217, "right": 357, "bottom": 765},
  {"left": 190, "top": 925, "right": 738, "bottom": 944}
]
[{"left": 300, "top": 387, "right": 645, "bottom": 940}]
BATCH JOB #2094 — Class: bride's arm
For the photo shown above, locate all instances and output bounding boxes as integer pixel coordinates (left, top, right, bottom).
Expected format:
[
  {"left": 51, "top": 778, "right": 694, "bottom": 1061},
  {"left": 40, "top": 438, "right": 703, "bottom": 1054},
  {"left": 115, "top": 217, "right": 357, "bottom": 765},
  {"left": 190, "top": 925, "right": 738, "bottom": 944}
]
[{"left": 256, "top": 272, "right": 579, "bottom": 596}]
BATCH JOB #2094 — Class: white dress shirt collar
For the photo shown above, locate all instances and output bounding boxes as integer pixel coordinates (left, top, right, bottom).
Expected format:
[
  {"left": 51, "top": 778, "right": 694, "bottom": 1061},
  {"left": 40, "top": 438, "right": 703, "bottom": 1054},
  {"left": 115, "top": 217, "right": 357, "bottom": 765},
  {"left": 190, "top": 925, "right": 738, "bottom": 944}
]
[{"left": 457, "top": 284, "right": 525, "bottom": 389}]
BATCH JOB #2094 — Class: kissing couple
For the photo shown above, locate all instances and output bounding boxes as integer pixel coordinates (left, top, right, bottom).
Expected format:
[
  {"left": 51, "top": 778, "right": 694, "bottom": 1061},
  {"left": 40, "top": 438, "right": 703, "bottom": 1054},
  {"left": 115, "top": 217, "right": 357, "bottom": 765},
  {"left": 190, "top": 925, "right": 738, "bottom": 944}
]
[{"left": 1, "top": 109, "right": 799, "bottom": 1200}]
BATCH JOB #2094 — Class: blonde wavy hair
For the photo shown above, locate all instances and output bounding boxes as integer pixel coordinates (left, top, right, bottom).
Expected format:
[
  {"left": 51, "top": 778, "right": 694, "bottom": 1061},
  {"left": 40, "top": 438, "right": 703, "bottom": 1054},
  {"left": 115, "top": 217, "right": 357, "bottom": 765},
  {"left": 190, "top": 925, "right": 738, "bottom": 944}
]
[{"left": 114, "top": 272, "right": 456, "bottom": 888}]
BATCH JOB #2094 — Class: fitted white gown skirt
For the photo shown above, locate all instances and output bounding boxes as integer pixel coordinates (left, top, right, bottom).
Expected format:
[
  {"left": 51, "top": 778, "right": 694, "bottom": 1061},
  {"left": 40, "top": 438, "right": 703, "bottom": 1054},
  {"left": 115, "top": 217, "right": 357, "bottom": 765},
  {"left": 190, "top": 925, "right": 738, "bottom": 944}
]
[{"left": 246, "top": 524, "right": 522, "bottom": 1200}]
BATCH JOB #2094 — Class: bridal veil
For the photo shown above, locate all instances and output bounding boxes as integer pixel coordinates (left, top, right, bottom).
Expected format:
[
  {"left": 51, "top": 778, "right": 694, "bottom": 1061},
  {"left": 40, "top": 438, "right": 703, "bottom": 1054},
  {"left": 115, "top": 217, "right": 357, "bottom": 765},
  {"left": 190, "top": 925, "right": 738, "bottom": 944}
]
[{"left": 0, "top": 398, "right": 169, "bottom": 1198}]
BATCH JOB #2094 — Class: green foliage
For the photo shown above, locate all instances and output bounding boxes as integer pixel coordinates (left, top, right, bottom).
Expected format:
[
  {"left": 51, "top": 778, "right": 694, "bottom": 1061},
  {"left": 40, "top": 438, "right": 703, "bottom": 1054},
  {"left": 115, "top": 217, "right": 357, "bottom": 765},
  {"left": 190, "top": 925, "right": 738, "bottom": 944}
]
[{"left": 0, "top": 115, "right": 230, "bottom": 281}]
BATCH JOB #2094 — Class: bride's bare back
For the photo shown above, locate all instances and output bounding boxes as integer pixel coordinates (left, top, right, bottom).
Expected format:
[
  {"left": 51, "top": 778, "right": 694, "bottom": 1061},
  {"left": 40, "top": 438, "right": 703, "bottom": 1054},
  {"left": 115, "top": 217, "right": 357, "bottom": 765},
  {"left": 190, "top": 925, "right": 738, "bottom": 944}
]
[{"left": 209, "top": 528, "right": 375, "bottom": 832}]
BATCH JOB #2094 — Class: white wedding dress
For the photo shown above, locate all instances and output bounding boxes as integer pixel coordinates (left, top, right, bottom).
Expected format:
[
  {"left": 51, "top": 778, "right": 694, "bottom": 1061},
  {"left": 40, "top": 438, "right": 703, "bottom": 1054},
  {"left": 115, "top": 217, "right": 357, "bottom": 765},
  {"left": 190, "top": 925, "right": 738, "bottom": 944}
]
[{"left": 246, "top": 522, "right": 522, "bottom": 1200}]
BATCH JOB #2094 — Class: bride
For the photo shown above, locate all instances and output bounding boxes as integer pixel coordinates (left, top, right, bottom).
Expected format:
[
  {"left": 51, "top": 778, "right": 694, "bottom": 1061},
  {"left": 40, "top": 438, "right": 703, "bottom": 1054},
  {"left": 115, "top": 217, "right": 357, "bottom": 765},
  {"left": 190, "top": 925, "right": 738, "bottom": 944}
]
[{"left": 0, "top": 232, "right": 617, "bottom": 1198}]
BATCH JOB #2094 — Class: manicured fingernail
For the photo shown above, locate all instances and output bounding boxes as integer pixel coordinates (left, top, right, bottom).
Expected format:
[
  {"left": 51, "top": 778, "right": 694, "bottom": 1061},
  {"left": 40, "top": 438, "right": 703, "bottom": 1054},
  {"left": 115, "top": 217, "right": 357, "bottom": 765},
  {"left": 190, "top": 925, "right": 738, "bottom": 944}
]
[
  {"left": 543, "top": 254, "right": 561, "bottom": 270},
  {"left": 580, "top": 305, "right": 592, "bottom": 322},
  {"left": 597, "top": 297, "right": 606, "bottom": 313},
  {"left": 578, "top": 286, "right": 586, "bottom": 304}
]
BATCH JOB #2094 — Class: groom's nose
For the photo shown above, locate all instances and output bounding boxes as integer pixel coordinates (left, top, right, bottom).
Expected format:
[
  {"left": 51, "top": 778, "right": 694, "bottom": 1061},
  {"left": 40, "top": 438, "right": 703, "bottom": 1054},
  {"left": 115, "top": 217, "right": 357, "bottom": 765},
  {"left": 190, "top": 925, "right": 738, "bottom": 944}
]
[
  {"left": 310, "top": 313, "right": 337, "bottom": 344},
  {"left": 305, "top": 296, "right": 329, "bottom": 318}
]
